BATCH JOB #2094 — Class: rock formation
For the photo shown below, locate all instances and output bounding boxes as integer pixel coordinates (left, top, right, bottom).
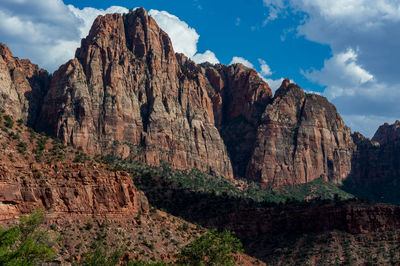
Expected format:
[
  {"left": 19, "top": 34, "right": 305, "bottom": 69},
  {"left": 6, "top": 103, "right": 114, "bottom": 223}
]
[
  {"left": 349, "top": 127, "right": 400, "bottom": 204},
  {"left": 203, "top": 63, "right": 272, "bottom": 177},
  {"left": 0, "top": 120, "right": 148, "bottom": 221},
  {"left": 38, "top": 8, "right": 272, "bottom": 180},
  {"left": 0, "top": 42, "right": 49, "bottom": 126},
  {"left": 246, "top": 80, "right": 354, "bottom": 186},
  {"left": 0, "top": 8, "right": 357, "bottom": 186},
  {"left": 372, "top": 120, "right": 400, "bottom": 145}
]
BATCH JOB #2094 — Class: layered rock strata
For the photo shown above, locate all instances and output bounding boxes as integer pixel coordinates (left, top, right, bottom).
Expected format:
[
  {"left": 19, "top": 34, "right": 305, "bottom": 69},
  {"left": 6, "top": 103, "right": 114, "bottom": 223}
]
[
  {"left": 0, "top": 43, "right": 49, "bottom": 125},
  {"left": 246, "top": 80, "right": 354, "bottom": 186},
  {"left": 38, "top": 8, "right": 272, "bottom": 179},
  {"left": 0, "top": 122, "right": 148, "bottom": 221}
]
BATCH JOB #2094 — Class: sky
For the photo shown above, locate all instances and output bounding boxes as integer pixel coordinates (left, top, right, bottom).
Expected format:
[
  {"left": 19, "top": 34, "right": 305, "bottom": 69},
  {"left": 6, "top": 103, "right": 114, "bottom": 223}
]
[{"left": 0, "top": 0, "right": 399, "bottom": 137}]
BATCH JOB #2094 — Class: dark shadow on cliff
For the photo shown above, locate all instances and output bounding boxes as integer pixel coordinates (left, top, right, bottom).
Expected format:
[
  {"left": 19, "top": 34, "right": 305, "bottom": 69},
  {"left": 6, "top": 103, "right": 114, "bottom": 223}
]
[
  {"left": 25, "top": 72, "right": 51, "bottom": 130},
  {"left": 341, "top": 135, "right": 400, "bottom": 205}
]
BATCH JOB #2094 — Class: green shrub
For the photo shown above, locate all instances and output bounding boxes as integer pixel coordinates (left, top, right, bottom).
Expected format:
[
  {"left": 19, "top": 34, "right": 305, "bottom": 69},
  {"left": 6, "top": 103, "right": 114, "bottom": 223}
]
[
  {"left": 78, "top": 242, "right": 123, "bottom": 266},
  {"left": 17, "top": 141, "right": 27, "bottom": 154},
  {"left": 0, "top": 209, "right": 56, "bottom": 265},
  {"left": 177, "top": 229, "right": 243, "bottom": 266},
  {"left": 3, "top": 115, "right": 14, "bottom": 128}
]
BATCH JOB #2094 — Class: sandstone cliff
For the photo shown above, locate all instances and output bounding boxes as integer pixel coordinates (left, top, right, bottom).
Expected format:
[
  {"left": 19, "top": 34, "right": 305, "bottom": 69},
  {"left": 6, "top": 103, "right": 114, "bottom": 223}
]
[
  {"left": 347, "top": 128, "right": 400, "bottom": 204},
  {"left": 246, "top": 80, "right": 354, "bottom": 186},
  {"left": 372, "top": 120, "right": 400, "bottom": 145},
  {"left": 0, "top": 42, "right": 49, "bottom": 126},
  {"left": 0, "top": 8, "right": 357, "bottom": 186},
  {"left": 0, "top": 117, "right": 148, "bottom": 221},
  {"left": 38, "top": 8, "right": 273, "bottom": 180}
]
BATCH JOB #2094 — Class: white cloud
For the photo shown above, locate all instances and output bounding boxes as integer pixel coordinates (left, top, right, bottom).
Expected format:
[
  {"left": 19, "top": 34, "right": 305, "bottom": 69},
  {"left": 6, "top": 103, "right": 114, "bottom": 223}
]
[
  {"left": 0, "top": 1, "right": 129, "bottom": 72},
  {"left": 148, "top": 9, "right": 199, "bottom": 58},
  {"left": 192, "top": 50, "right": 219, "bottom": 64},
  {"left": 148, "top": 9, "right": 219, "bottom": 64},
  {"left": 255, "top": 58, "right": 287, "bottom": 94},
  {"left": 68, "top": 6, "right": 130, "bottom": 39},
  {"left": 230, "top": 56, "right": 254, "bottom": 68},
  {"left": 258, "top": 58, "right": 272, "bottom": 76},
  {"left": 229, "top": 56, "right": 287, "bottom": 94},
  {"left": 342, "top": 114, "right": 400, "bottom": 138},
  {"left": 263, "top": 77, "right": 284, "bottom": 93},
  {"left": 303, "top": 48, "right": 374, "bottom": 99}
]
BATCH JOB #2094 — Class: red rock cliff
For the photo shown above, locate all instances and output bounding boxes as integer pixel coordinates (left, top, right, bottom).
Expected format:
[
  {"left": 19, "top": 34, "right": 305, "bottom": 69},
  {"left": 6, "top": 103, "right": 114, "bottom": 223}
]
[
  {"left": 38, "top": 8, "right": 273, "bottom": 179},
  {"left": 0, "top": 121, "right": 148, "bottom": 222},
  {"left": 33, "top": 8, "right": 355, "bottom": 186},
  {"left": 246, "top": 80, "right": 354, "bottom": 186},
  {"left": 0, "top": 42, "right": 49, "bottom": 126},
  {"left": 372, "top": 120, "right": 400, "bottom": 145}
]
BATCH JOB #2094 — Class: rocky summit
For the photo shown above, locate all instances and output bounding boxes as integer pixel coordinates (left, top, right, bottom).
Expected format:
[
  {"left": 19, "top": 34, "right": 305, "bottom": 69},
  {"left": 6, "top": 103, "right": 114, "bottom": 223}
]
[
  {"left": 246, "top": 80, "right": 354, "bottom": 186},
  {"left": 0, "top": 42, "right": 50, "bottom": 127}
]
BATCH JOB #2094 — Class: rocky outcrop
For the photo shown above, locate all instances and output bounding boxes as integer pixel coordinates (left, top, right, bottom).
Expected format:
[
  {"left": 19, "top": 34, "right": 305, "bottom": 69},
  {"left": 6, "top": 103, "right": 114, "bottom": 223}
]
[
  {"left": 0, "top": 120, "right": 148, "bottom": 221},
  {"left": 0, "top": 42, "right": 50, "bottom": 126},
  {"left": 372, "top": 120, "right": 400, "bottom": 145},
  {"left": 246, "top": 80, "right": 354, "bottom": 186},
  {"left": 0, "top": 165, "right": 148, "bottom": 221},
  {"left": 203, "top": 63, "right": 272, "bottom": 177},
  {"left": 38, "top": 8, "right": 272, "bottom": 179},
  {"left": 349, "top": 128, "right": 400, "bottom": 202}
]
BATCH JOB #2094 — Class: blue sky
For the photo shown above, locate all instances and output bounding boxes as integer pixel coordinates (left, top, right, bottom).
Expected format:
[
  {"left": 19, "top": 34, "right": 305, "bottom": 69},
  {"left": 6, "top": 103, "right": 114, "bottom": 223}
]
[{"left": 0, "top": 0, "right": 400, "bottom": 137}]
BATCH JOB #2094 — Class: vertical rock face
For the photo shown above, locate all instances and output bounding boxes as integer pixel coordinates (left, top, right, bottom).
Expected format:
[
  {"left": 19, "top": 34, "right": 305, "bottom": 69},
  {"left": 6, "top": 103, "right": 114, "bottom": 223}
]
[
  {"left": 204, "top": 63, "right": 272, "bottom": 177},
  {"left": 350, "top": 125, "right": 400, "bottom": 192},
  {"left": 372, "top": 120, "right": 400, "bottom": 145},
  {"left": 38, "top": 9, "right": 234, "bottom": 178},
  {"left": 246, "top": 80, "right": 354, "bottom": 186},
  {"left": 350, "top": 132, "right": 386, "bottom": 187},
  {"left": 0, "top": 43, "right": 49, "bottom": 125}
]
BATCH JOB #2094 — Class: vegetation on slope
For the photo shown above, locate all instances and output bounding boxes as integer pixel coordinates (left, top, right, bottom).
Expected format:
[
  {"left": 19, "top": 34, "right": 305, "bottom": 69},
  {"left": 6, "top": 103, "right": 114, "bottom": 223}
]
[
  {"left": 0, "top": 210, "right": 56, "bottom": 266},
  {"left": 103, "top": 156, "right": 354, "bottom": 204}
]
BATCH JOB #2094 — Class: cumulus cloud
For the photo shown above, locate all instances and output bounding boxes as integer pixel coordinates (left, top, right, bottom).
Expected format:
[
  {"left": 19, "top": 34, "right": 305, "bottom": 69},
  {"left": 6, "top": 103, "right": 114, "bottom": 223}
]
[
  {"left": 342, "top": 114, "right": 400, "bottom": 139},
  {"left": 68, "top": 6, "right": 130, "bottom": 39},
  {"left": 192, "top": 50, "right": 219, "bottom": 64},
  {"left": 258, "top": 58, "right": 272, "bottom": 77},
  {"left": 148, "top": 10, "right": 199, "bottom": 58},
  {"left": 303, "top": 49, "right": 374, "bottom": 99},
  {"left": 255, "top": 58, "right": 288, "bottom": 94},
  {"left": 149, "top": 9, "right": 219, "bottom": 64},
  {"left": 230, "top": 56, "right": 254, "bottom": 68},
  {"left": 229, "top": 56, "right": 287, "bottom": 94},
  {"left": 262, "top": 0, "right": 400, "bottom": 136},
  {"left": 0, "top": 1, "right": 129, "bottom": 72}
]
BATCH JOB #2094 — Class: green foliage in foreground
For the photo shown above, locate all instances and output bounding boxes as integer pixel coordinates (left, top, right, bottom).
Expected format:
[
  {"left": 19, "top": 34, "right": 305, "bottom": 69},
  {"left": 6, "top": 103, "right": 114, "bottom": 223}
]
[
  {"left": 78, "top": 242, "right": 123, "bottom": 266},
  {"left": 0, "top": 209, "right": 56, "bottom": 266},
  {"left": 78, "top": 229, "right": 242, "bottom": 266},
  {"left": 177, "top": 229, "right": 243, "bottom": 266}
]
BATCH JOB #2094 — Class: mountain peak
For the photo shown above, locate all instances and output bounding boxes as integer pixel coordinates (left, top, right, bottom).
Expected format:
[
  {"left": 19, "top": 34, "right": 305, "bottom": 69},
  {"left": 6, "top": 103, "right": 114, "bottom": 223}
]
[{"left": 372, "top": 120, "right": 400, "bottom": 145}]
